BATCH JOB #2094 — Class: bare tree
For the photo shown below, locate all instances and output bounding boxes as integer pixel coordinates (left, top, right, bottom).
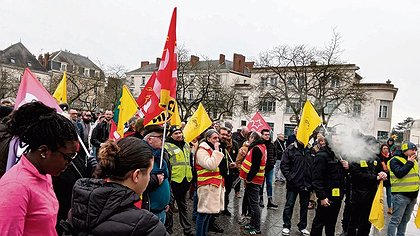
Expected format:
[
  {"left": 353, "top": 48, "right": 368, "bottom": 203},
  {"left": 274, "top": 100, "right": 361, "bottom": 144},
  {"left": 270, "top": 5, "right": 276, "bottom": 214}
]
[
  {"left": 102, "top": 64, "right": 128, "bottom": 110},
  {"left": 0, "top": 68, "right": 21, "bottom": 100},
  {"left": 256, "top": 31, "right": 367, "bottom": 125}
]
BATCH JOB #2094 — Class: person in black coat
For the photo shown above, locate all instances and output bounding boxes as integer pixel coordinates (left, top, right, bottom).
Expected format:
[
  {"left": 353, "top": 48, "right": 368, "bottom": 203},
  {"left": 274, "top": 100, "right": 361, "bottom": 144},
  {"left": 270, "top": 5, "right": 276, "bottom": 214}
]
[
  {"left": 346, "top": 156, "right": 385, "bottom": 236},
  {"left": 274, "top": 133, "right": 286, "bottom": 183},
  {"left": 259, "top": 129, "right": 278, "bottom": 209},
  {"left": 280, "top": 140, "right": 313, "bottom": 235},
  {"left": 66, "top": 137, "right": 168, "bottom": 236},
  {"left": 310, "top": 140, "right": 349, "bottom": 236}
]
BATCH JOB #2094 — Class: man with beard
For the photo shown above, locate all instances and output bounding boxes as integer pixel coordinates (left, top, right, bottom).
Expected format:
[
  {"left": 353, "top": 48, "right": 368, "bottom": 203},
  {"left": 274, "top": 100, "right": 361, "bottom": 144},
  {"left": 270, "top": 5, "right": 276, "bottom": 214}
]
[
  {"left": 90, "top": 110, "right": 113, "bottom": 156},
  {"left": 164, "top": 126, "right": 194, "bottom": 236},
  {"left": 218, "top": 127, "right": 239, "bottom": 216},
  {"left": 76, "top": 111, "right": 93, "bottom": 150},
  {"left": 259, "top": 129, "right": 278, "bottom": 209}
]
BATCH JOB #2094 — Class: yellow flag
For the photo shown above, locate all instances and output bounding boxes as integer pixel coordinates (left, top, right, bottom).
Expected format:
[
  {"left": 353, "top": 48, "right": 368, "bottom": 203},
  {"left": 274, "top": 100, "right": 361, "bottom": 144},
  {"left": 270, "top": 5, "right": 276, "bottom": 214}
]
[
  {"left": 369, "top": 181, "right": 384, "bottom": 230},
  {"left": 115, "top": 85, "right": 139, "bottom": 137},
  {"left": 53, "top": 71, "right": 67, "bottom": 104},
  {"left": 296, "top": 100, "right": 322, "bottom": 147},
  {"left": 415, "top": 204, "right": 420, "bottom": 228},
  {"left": 183, "top": 103, "right": 212, "bottom": 143},
  {"left": 170, "top": 100, "right": 182, "bottom": 126}
]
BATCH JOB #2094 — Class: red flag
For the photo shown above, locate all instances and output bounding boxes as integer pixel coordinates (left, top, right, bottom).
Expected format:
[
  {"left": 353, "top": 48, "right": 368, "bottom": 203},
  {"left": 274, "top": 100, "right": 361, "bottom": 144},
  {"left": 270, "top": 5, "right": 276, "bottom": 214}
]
[
  {"left": 14, "top": 68, "right": 62, "bottom": 112},
  {"left": 247, "top": 112, "right": 271, "bottom": 132},
  {"left": 153, "top": 7, "right": 177, "bottom": 108},
  {"left": 137, "top": 72, "right": 165, "bottom": 125},
  {"left": 109, "top": 120, "right": 121, "bottom": 141}
]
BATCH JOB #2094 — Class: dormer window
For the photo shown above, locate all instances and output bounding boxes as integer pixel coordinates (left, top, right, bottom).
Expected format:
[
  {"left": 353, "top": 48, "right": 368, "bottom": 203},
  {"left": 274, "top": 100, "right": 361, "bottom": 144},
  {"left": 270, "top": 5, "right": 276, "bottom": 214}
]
[
  {"left": 10, "top": 58, "right": 15, "bottom": 64},
  {"left": 27, "top": 61, "right": 32, "bottom": 67},
  {"left": 61, "top": 63, "right": 67, "bottom": 72},
  {"left": 84, "top": 68, "right": 90, "bottom": 77}
]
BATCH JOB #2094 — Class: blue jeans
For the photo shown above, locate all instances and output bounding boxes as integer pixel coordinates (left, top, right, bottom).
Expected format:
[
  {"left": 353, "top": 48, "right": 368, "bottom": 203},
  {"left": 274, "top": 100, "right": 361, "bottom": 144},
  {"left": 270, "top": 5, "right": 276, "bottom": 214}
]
[
  {"left": 387, "top": 193, "right": 416, "bottom": 236},
  {"left": 153, "top": 210, "right": 166, "bottom": 224},
  {"left": 282, "top": 190, "right": 310, "bottom": 230},
  {"left": 275, "top": 160, "right": 285, "bottom": 181},
  {"left": 192, "top": 188, "right": 198, "bottom": 221},
  {"left": 260, "top": 169, "right": 274, "bottom": 198},
  {"left": 196, "top": 212, "right": 211, "bottom": 236},
  {"left": 385, "top": 186, "right": 392, "bottom": 208}
]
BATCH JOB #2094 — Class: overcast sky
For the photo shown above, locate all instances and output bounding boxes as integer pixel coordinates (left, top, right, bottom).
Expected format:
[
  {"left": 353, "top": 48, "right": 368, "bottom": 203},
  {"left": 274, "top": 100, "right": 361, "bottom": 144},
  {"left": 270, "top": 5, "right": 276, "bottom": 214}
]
[{"left": 1, "top": 0, "right": 419, "bottom": 126}]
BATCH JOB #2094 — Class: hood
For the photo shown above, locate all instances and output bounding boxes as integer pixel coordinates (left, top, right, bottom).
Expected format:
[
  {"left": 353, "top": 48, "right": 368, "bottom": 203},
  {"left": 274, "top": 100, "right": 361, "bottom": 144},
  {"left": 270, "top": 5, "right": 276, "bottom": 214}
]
[{"left": 71, "top": 178, "right": 140, "bottom": 232}]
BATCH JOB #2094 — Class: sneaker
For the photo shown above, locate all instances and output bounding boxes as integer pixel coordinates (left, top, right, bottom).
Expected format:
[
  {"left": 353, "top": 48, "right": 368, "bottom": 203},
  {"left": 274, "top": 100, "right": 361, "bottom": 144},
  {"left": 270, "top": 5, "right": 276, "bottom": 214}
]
[
  {"left": 243, "top": 227, "right": 261, "bottom": 235},
  {"left": 282, "top": 228, "right": 290, "bottom": 236},
  {"left": 238, "top": 216, "right": 250, "bottom": 226},
  {"left": 267, "top": 199, "right": 278, "bottom": 209},
  {"left": 236, "top": 192, "right": 242, "bottom": 198},
  {"left": 299, "top": 228, "right": 310, "bottom": 235}
]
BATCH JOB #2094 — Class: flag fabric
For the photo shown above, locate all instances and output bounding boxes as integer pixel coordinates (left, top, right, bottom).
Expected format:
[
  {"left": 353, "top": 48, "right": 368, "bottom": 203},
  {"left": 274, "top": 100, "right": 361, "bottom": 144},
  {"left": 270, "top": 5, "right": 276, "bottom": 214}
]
[
  {"left": 52, "top": 71, "right": 67, "bottom": 104},
  {"left": 415, "top": 204, "right": 420, "bottom": 228},
  {"left": 153, "top": 7, "right": 177, "bottom": 108},
  {"left": 14, "top": 68, "right": 62, "bottom": 111},
  {"left": 170, "top": 100, "right": 182, "bottom": 126},
  {"left": 369, "top": 180, "right": 384, "bottom": 230},
  {"left": 296, "top": 100, "right": 322, "bottom": 147},
  {"left": 247, "top": 112, "right": 271, "bottom": 132},
  {"left": 183, "top": 103, "right": 212, "bottom": 143},
  {"left": 108, "top": 120, "right": 121, "bottom": 141},
  {"left": 113, "top": 85, "right": 138, "bottom": 137},
  {"left": 136, "top": 72, "right": 165, "bottom": 124}
]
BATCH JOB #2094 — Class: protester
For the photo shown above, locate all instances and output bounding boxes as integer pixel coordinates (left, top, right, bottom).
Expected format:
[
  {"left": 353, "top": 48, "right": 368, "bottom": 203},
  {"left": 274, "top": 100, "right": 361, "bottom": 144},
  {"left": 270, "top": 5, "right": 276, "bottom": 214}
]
[
  {"left": 164, "top": 126, "right": 194, "bottom": 236},
  {"left": 387, "top": 141, "right": 419, "bottom": 236},
  {"left": 239, "top": 131, "right": 266, "bottom": 235},
  {"left": 259, "top": 129, "right": 278, "bottom": 209},
  {"left": 280, "top": 137, "right": 312, "bottom": 236},
  {"left": 347, "top": 147, "right": 386, "bottom": 236},
  {"left": 274, "top": 133, "right": 286, "bottom": 183},
  {"left": 311, "top": 136, "right": 348, "bottom": 236},
  {"left": 378, "top": 144, "right": 393, "bottom": 214},
  {"left": 237, "top": 139, "right": 251, "bottom": 221},
  {"left": 90, "top": 110, "right": 113, "bottom": 155},
  {"left": 232, "top": 126, "right": 250, "bottom": 147},
  {"left": 0, "top": 101, "right": 79, "bottom": 235},
  {"left": 142, "top": 125, "right": 172, "bottom": 224},
  {"left": 76, "top": 110, "right": 93, "bottom": 150},
  {"left": 386, "top": 137, "right": 397, "bottom": 157},
  {"left": 195, "top": 129, "right": 225, "bottom": 236}
]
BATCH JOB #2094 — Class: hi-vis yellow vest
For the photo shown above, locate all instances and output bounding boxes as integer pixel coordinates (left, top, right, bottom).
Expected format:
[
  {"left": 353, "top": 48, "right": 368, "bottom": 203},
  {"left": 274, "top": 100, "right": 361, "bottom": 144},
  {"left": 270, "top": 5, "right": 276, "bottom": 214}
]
[
  {"left": 388, "top": 156, "right": 420, "bottom": 192},
  {"left": 165, "top": 142, "right": 193, "bottom": 183}
]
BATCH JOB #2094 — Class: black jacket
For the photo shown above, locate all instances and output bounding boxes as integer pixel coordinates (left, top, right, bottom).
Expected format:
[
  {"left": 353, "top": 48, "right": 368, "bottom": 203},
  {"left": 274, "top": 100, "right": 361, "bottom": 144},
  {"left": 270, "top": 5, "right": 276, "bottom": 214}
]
[
  {"left": 312, "top": 146, "right": 346, "bottom": 201},
  {"left": 274, "top": 139, "right": 286, "bottom": 161},
  {"left": 69, "top": 178, "right": 168, "bottom": 236},
  {"left": 349, "top": 157, "right": 382, "bottom": 203},
  {"left": 280, "top": 142, "right": 313, "bottom": 191},
  {"left": 264, "top": 139, "right": 276, "bottom": 172},
  {"left": 90, "top": 122, "right": 110, "bottom": 148}
]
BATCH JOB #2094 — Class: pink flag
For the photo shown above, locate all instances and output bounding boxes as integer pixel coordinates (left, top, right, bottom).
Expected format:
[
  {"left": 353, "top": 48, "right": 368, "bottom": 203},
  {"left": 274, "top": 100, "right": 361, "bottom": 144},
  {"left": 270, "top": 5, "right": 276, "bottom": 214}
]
[
  {"left": 14, "top": 68, "right": 62, "bottom": 112},
  {"left": 247, "top": 112, "right": 271, "bottom": 132}
]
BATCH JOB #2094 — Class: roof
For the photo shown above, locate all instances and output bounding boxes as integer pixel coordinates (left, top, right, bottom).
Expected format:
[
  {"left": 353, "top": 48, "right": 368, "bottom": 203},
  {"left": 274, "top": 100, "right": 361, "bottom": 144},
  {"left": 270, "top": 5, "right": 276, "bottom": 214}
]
[
  {"left": 0, "top": 42, "right": 47, "bottom": 72},
  {"left": 127, "top": 59, "right": 250, "bottom": 76},
  {"left": 50, "top": 50, "right": 101, "bottom": 71}
]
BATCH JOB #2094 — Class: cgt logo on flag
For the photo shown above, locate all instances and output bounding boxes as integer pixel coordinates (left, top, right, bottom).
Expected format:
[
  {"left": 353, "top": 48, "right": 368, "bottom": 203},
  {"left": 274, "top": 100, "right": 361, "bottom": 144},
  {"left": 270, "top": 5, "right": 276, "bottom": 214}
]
[{"left": 247, "top": 112, "right": 271, "bottom": 133}]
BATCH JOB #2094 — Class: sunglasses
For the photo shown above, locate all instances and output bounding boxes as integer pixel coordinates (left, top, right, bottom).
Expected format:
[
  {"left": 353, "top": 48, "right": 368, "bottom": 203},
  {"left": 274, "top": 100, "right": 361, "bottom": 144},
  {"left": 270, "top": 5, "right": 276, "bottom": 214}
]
[{"left": 56, "top": 150, "right": 78, "bottom": 162}]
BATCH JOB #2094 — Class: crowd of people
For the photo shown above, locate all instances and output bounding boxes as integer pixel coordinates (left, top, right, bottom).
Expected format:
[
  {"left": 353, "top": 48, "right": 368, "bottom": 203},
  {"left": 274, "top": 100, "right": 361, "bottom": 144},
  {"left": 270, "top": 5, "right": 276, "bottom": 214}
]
[{"left": 0, "top": 101, "right": 418, "bottom": 236}]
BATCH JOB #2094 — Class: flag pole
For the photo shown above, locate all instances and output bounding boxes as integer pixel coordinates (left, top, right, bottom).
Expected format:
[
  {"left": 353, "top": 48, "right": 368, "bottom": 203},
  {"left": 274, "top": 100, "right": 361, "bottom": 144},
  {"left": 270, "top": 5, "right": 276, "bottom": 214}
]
[
  {"left": 321, "top": 123, "right": 344, "bottom": 161},
  {"left": 159, "top": 106, "right": 170, "bottom": 169}
]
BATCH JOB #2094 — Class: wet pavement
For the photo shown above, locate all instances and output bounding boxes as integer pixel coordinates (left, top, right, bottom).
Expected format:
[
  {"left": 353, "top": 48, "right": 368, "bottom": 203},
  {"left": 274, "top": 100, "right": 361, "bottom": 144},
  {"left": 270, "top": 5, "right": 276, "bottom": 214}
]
[{"left": 172, "top": 182, "right": 419, "bottom": 235}]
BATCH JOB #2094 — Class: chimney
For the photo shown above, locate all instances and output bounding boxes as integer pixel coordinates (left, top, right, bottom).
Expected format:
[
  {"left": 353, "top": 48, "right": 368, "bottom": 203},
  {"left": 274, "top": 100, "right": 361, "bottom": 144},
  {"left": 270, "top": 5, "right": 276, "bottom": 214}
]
[
  {"left": 245, "top": 62, "right": 254, "bottom": 70},
  {"left": 141, "top": 61, "right": 149, "bottom": 68},
  {"left": 190, "top": 55, "right": 199, "bottom": 66},
  {"left": 156, "top": 58, "right": 161, "bottom": 68},
  {"left": 37, "top": 54, "right": 44, "bottom": 67},
  {"left": 310, "top": 61, "right": 317, "bottom": 66},
  {"left": 44, "top": 53, "right": 50, "bottom": 69},
  {"left": 233, "top": 53, "right": 245, "bottom": 73},
  {"left": 219, "top": 54, "right": 225, "bottom": 64}
]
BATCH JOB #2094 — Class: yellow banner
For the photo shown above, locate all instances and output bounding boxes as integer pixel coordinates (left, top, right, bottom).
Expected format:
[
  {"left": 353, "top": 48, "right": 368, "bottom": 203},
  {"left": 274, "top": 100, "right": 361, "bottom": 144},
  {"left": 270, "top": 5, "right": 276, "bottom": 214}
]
[
  {"left": 183, "top": 103, "right": 212, "bottom": 143},
  {"left": 52, "top": 71, "right": 67, "bottom": 104},
  {"left": 369, "top": 181, "right": 384, "bottom": 230},
  {"left": 296, "top": 100, "right": 322, "bottom": 147}
]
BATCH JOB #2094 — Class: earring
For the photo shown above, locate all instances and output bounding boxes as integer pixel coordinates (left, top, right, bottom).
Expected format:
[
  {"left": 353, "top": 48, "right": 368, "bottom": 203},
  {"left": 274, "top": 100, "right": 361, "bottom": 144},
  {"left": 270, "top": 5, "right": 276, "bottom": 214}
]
[{"left": 41, "top": 153, "right": 46, "bottom": 159}]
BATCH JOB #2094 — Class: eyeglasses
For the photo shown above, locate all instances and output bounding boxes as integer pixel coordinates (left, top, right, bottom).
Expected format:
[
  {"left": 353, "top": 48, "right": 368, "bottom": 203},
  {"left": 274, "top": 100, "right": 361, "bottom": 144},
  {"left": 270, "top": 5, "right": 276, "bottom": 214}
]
[
  {"left": 56, "top": 150, "right": 78, "bottom": 162},
  {"left": 150, "top": 135, "right": 163, "bottom": 139}
]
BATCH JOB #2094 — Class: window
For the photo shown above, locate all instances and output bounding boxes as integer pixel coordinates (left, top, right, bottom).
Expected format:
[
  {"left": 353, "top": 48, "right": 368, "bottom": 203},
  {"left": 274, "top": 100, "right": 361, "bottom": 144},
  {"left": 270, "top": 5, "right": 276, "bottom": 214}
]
[
  {"left": 331, "top": 78, "right": 340, "bottom": 88},
  {"left": 10, "top": 58, "right": 15, "bottom": 64},
  {"left": 259, "top": 98, "right": 276, "bottom": 112},
  {"left": 287, "top": 77, "right": 296, "bottom": 86},
  {"left": 242, "top": 96, "right": 249, "bottom": 112},
  {"left": 285, "top": 101, "right": 299, "bottom": 114},
  {"left": 95, "top": 71, "right": 100, "bottom": 78},
  {"left": 270, "top": 76, "right": 277, "bottom": 86},
  {"left": 84, "top": 68, "right": 90, "bottom": 77},
  {"left": 141, "top": 76, "right": 146, "bottom": 85},
  {"left": 353, "top": 100, "right": 361, "bottom": 116},
  {"left": 61, "top": 63, "right": 67, "bottom": 72},
  {"left": 188, "top": 89, "right": 194, "bottom": 100},
  {"left": 377, "top": 131, "right": 389, "bottom": 141},
  {"left": 260, "top": 77, "right": 269, "bottom": 87},
  {"left": 241, "top": 120, "right": 247, "bottom": 126},
  {"left": 284, "top": 124, "right": 297, "bottom": 139},
  {"left": 324, "top": 101, "right": 337, "bottom": 115},
  {"left": 267, "top": 122, "right": 275, "bottom": 139},
  {"left": 215, "top": 74, "right": 221, "bottom": 84},
  {"left": 27, "top": 61, "right": 32, "bottom": 67},
  {"left": 379, "top": 100, "right": 390, "bottom": 118}
]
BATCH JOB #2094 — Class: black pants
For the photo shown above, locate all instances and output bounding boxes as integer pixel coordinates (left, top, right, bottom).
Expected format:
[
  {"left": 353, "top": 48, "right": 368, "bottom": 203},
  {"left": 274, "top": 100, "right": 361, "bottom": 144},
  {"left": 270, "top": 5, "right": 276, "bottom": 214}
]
[
  {"left": 167, "top": 178, "right": 192, "bottom": 235},
  {"left": 347, "top": 202, "right": 372, "bottom": 236},
  {"left": 245, "top": 183, "right": 262, "bottom": 231},
  {"left": 241, "top": 181, "right": 250, "bottom": 216},
  {"left": 311, "top": 198, "right": 342, "bottom": 236},
  {"left": 282, "top": 190, "right": 310, "bottom": 230},
  {"left": 224, "top": 173, "right": 234, "bottom": 210}
]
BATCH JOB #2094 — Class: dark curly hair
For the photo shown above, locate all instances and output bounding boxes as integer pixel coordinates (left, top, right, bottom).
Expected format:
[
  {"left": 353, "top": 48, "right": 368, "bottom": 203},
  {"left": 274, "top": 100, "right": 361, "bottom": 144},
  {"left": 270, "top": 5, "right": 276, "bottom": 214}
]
[
  {"left": 94, "top": 137, "right": 153, "bottom": 180},
  {"left": 8, "top": 101, "right": 78, "bottom": 152}
]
